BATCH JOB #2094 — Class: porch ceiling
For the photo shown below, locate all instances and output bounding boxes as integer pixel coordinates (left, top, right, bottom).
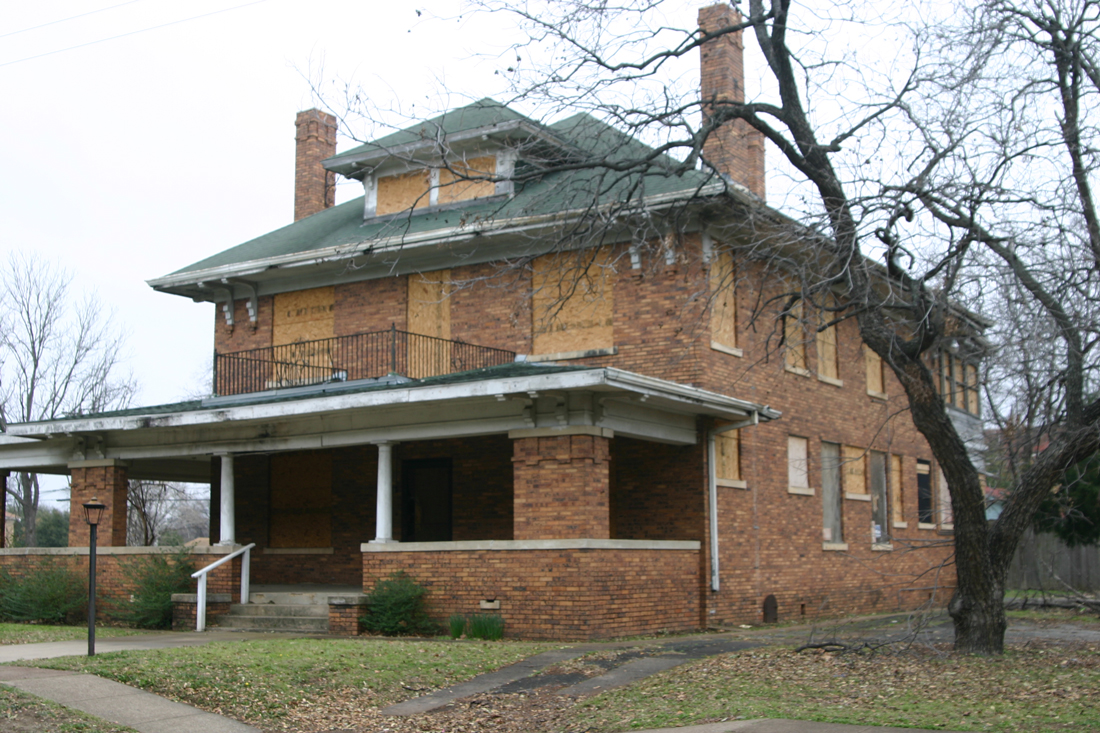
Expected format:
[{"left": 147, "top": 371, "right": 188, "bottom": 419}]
[{"left": 0, "top": 365, "right": 779, "bottom": 480}]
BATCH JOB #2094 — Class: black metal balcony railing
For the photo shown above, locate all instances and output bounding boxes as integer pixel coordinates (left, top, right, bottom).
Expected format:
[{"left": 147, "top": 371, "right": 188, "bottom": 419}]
[{"left": 213, "top": 326, "right": 516, "bottom": 397}]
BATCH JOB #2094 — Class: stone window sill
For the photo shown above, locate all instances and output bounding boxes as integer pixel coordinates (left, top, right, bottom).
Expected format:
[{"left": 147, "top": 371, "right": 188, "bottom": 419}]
[
  {"left": 788, "top": 486, "right": 815, "bottom": 496},
  {"left": 717, "top": 478, "right": 748, "bottom": 489},
  {"left": 867, "top": 389, "right": 888, "bottom": 401},
  {"left": 871, "top": 543, "right": 894, "bottom": 552},
  {"left": 785, "top": 365, "right": 812, "bottom": 378},
  {"left": 893, "top": 521, "right": 909, "bottom": 529},
  {"left": 817, "top": 374, "right": 844, "bottom": 387},
  {"left": 822, "top": 542, "right": 849, "bottom": 552},
  {"left": 845, "top": 492, "right": 871, "bottom": 502},
  {"left": 711, "top": 341, "right": 744, "bottom": 358},
  {"left": 918, "top": 522, "right": 937, "bottom": 530}
]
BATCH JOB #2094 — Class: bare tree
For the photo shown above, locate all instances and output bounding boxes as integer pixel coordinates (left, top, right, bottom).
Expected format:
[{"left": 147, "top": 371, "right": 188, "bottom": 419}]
[
  {"left": 1, "top": 252, "right": 136, "bottom": 546},
  {"left": 127, "top": 481, "right": 210, "bottom": 546},
  {"left": 314, "top": 0, "right": 1098, "bottom": 653}
]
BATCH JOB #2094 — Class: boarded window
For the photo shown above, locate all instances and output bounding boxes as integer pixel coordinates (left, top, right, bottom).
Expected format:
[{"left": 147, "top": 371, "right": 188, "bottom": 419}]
[
  {"left": 817, "top": 321, "right": 839, "bottom": 380},
  {"left": 377, "top": 169, "right": 430, "bottom": 215},
  {"left": 269, "top": 452, "right": 332, "bottom": 548},
  {"left": 532, "top": 248, "right": 614, "bottom": 355},
  {"left": 821, "top": 441, "right": 843, "bottom": 543},
  {"left": 438, "top": 156, "right": 496, "bottom": 204},
  {"left": 890, "top": 454, "right": 904, "bottom": 525},
  {"left": 788, "top": 435, "right": 809, "bottom": 489},
  {"left": 842, "top": 445, "right": 867, "bottom": 495},
  {"left": 784, "top": 302, "right": 807, "bottom": 372},
  {"left": 965, "top": 363, "right": 980, "bottom": 415},
  {"left": 916, "top": 460, "right": 934, "bottom": 524},
  {"left": 709, "top": 249, "right": 737, "bottom": 350},
  {"left": 937, "top": 465, "right": 954, "bottom": 526},
  {"left": 865, "top": 347, "right": 885, "bottom": 396},
  {"left": 407, "top": 270, "right": 453, "bottom": 378},
  {"left": 715, "top": 429, "right": 741, "bottom": 483},
  {"left": 869, "top": 451, "right": 888, "bottom": 543},
  {"left": 271, "top": 287, "right": 337, "bottom": 387}
]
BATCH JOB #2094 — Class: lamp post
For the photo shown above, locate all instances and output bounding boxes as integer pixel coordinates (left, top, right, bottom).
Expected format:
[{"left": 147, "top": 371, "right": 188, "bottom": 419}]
[{"left": 82, "top": 497, "right": 105, "bottom": 657}]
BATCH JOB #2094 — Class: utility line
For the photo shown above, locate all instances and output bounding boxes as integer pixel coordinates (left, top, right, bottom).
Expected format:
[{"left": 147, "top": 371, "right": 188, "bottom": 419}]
[
  {"left": 0, "top": 0, "right": 268, "bottom": 69},
  {"left": 0, "top": 0, "right": 148, "bottom": 41}
]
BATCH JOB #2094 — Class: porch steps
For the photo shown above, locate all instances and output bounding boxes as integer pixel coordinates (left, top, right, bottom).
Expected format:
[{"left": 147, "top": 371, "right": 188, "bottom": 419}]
[{"left": 214, "top": 588, "right": 356, "bottom": 633}]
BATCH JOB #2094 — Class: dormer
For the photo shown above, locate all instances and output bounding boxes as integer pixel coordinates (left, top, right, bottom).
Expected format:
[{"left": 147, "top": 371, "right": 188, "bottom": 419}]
[{"left": 323, "top": 99, "right": 578, "bottom": 221}]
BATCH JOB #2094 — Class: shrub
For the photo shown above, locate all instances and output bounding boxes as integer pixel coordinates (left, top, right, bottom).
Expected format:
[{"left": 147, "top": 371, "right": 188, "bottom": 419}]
[
  {"left": 0, "top": 561, "right": 86, "bottom": 624},
  {"left": 360, "top": 571, "right": 437, "bottom": 636},
  {"left": 448, "top": 613, "right": 467, "bottom": 639},
  {"left": 467, "top": 613, "right": 505, "bottom": 640},
  {"left": 115, "top": 549, "right": 195, "bottom": 629}
]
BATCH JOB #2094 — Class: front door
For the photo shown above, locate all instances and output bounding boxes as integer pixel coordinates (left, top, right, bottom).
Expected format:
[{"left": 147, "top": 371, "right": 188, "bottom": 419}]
[{"left": 401, "top": 458, "right": 452, "bottom": 542}]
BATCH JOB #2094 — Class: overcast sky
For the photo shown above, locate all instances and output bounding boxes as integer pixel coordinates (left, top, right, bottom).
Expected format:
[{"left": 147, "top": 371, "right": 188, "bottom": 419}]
[{"left": 0, "top": 0, "right": 533, "bottom": 408}]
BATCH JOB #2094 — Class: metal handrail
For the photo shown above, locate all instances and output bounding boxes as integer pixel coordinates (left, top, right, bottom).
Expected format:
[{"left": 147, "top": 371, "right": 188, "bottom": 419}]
[{"left": 190, "top": 543, "right": 256, "bottom": 632}]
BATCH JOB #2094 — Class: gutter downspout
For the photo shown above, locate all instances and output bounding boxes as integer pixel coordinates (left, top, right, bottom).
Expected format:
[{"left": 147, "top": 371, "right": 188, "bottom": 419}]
[{"left": 707, "top": 411, "right": 759, "bottom": 592}]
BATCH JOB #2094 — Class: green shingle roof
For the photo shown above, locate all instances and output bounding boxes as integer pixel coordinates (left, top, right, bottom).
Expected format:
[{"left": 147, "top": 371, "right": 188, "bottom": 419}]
[{"left": 166, "top": 100, "right": 721, "bottom": 279}]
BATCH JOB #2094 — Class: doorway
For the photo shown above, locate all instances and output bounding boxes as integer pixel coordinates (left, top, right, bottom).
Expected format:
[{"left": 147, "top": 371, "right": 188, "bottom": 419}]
[{"left": 401, "top": 458, "right": 452, "bottom": 542}]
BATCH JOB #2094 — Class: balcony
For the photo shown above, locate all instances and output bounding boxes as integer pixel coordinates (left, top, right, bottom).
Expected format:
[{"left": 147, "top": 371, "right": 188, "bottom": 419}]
[{"left": 213, "top": 326, "right": 517, "bottom": 397}]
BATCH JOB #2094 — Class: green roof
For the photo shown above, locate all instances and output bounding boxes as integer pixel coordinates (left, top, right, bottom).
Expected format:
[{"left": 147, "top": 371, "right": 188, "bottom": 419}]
[{"left": 166, "top": 100, "right": 722, "bottom": 279}]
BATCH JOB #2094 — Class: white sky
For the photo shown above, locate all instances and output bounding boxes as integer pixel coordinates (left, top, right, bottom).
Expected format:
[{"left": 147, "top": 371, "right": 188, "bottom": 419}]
[{"left": 0, "top": 0, "right": 764, "bottom": 510}]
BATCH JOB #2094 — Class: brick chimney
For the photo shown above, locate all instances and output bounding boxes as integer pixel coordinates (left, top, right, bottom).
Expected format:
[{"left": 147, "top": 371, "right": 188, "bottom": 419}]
[
  {"left": 294, "top": 109, "right": 337, "bottom": 221},
  {"left": 698, "top": 3, "right": 766, "bottom": 201}
]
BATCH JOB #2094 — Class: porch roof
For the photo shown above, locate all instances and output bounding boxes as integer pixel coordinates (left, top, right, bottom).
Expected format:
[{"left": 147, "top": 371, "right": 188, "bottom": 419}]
[{"left": 0, "top": 363, "right": 779, "bottom": 482}]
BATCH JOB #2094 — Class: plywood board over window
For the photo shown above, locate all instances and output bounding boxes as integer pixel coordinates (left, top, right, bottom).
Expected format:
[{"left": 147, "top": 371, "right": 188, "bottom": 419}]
[
  {"left": 532, "top": 247, "right": 614, "bottom": 356},
  {"left": 438, "top": 156, "right": 496, "bottom": 204},
  {"left": 407, "top": 270, "right": 453, "bottom": 378},
  {"left": 784, "top": 301, "right": 808, "bottom": 373},
  {"left": 865, "top": 347, "right": 886, "bottom": 397},
  {"left": 709, "top": 249, "right": 738, "bottom": 351},
  {"left": 890, "top": 454, "right": 905, "bottom": 526},
  {"left": 842, "top": 445, "right": 867, "bottom": 495},
  {"left": 715, "top": 429, "right": 741, "bottom": 485},
  {"left": 817, "top": 321, "right": 839, "bottom": 381},
  {"left": 269, "top": 452, "right": 332, "bottom": 548},
  {"left": 788, "top": 435, "right": 810, "bottom": 491},
  {"left": 271, "top": 287, "right": 337, "bottom": 386},
  {"left": 377, "top": 169, "right": 430, "bottom": 216}
]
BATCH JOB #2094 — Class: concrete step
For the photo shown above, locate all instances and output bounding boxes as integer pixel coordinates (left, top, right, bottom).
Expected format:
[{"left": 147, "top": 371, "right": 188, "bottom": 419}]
[
  {"left": 229, "top": 603, "right": 328, "bottom": 618},
  {"left": 249, "top": 591, "right": 355, "bottom": 606},
  {"left": 214, "top": 613, "right": 329, "bottom": 632}
]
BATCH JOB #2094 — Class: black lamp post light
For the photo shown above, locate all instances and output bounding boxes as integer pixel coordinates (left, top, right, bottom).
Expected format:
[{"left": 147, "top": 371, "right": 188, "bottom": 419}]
[{"left": 82, "top": 497, "right": 105, "bottom": 657}]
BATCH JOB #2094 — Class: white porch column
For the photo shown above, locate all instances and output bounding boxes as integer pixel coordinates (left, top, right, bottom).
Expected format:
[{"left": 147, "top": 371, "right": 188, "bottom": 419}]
[
  {"left": 371, "top": 441, "right": 396, "bottom": 543},
  {"left": 218, "top": 453, "right": 236, "bottom": 545}
]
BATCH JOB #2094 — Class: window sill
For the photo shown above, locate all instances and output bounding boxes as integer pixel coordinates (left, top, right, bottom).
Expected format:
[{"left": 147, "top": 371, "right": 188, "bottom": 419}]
[
  {"left": 526, "top": 346, "right": 617, "bottom": 362},
  {"left": 844, "top": 492, "right": 871, "bottom": 502},
  {"left": 711, "top": 341, "right": 743, "bottom": 358},
  {"left": 788, "top": 486, "right": 816, "bottom": 496},
  {"left": 918, "top": 522, "right": 937, "bottom": 530},
  {"left": 892, "top": 521, "right": 909, "bottom": 529},
  {"left": 817, "top": 374, "right": 844, "bottom": 387},
  {"left": 871, "top": 543, "right": 894, "bottom": 552},
  {"left": 867, "top": 389, "right": 888, "bottom": 401},
  {"left": 785, "top": 365, "right": 812, "bottom": 378},
  {"left": 822, "top": 542, "right": 849, "bottom": 552},
  {"left": 717, "top": 478, "right": 748, "bottom": 489}
]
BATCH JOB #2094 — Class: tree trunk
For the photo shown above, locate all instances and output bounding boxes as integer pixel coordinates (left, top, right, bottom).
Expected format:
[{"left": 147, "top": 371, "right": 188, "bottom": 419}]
[{"left": 18, "top": 472, "right": 38, "bottom": 548}]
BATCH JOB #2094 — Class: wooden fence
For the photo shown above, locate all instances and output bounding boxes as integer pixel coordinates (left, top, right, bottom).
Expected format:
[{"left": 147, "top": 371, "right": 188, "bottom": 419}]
[{"left": 1006, "top": 528, "right": 1100, "bottom": 592}]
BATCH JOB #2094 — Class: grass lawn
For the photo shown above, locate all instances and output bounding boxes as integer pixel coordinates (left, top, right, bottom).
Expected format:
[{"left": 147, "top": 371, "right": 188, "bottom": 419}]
[
  {"left": 573, "top": 642, "right": 1100, "bottom": 732},
  {"left": 0, "top": 686, "right": 137, "bottom": 733},
  {"left": 0, "top": 623, "right": 151, "bottom": 646},
  {"left": 31, "top": 637, "right": 557, "bottom": 728}
]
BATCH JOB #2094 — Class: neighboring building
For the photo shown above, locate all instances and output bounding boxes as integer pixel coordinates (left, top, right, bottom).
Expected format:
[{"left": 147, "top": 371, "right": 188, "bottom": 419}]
[{"left": 0, "top": 4, "right": 968, "bottom": 639}]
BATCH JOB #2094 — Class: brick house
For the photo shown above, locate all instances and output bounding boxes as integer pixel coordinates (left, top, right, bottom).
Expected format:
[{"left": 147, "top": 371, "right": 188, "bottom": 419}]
[{"left": 0, "top": 4, "right": 978, "bottom": 640}]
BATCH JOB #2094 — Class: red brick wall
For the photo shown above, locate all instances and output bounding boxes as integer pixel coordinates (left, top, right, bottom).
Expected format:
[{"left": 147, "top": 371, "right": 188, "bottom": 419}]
[
  {"left": 513, "top": 435, "right": 610, "bottom": 540},
  {"left": 0, "top": 549, "right": 239, "bottom": 623},
  {"left": 611, "top": 437, "right": 706, "bottom": 541},
  {"left": 450, "top": 262, "right": 532, "bottom": 354},
  {"left": 69, "top": 463, "right": 128, "bottom": 547},
  {"left": 363, "top": 547, "right": 700, "bottom": 640},
  {"left": 335, "top": 278, "right": 407, "bottom": 337}
]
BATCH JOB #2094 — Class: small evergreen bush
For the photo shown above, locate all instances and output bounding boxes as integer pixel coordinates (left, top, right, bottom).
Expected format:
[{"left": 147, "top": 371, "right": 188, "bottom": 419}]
[
  {"left": 116, "top": 549, "right": 195, "bottom": 629},
  {"left": 0, "top": 561, "right": 86, "bottom": 624},
  {"left": 360, "top": 571, "right": 437, "bottom": 636},
  {"left": 467, "top": 613, "right": 505, "bottom": 640},
  {"left": 448, "top": 613, "right": 467, "bottom": 639}
]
